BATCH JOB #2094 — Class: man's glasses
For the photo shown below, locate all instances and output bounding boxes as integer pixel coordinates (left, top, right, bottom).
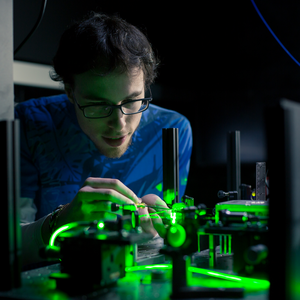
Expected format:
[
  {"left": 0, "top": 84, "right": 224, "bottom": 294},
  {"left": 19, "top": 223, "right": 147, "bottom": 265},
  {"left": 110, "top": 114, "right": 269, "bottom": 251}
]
[{"left": 72, "top": 89, "right": 152, "bottom": 119}]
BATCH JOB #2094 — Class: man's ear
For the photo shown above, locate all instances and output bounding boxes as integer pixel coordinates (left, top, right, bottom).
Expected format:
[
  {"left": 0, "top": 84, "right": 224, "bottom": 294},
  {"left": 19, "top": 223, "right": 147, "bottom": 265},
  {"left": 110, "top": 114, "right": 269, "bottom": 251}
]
[{"left": 64, "top": 84, "right": 74, "bottom": 104}]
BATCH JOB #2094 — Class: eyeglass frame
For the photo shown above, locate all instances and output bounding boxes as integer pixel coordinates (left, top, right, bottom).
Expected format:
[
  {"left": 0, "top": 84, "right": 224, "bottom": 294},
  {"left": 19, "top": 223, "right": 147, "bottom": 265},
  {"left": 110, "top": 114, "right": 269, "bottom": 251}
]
[{"left": 72, "top": 88, "right": 152, "bottom": 119}]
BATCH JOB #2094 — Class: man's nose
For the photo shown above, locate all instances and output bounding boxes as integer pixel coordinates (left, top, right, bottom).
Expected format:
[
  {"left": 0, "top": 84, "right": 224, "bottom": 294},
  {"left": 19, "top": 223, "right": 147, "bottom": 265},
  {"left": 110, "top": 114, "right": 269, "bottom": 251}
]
[{"left": 107, "top": 107, "right": 126, "bottom": 130}]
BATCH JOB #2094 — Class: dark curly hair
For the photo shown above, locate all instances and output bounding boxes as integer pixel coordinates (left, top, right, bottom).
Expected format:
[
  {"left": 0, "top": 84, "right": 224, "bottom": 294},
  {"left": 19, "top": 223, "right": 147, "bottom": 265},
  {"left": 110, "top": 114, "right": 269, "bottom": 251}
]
[{"left": 50, "top": 12, "right": 159, "bottom": 88}]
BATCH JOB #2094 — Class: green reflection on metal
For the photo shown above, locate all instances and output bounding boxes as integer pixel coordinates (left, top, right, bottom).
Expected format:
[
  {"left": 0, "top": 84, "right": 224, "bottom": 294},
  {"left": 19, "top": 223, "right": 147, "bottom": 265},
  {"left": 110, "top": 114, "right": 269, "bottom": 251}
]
[
  {"left": 131, "top": 212, "right": 136, "bottom": 228},
  {"left": 215, "top": 201, "right": 268, "bottom": 224},
  {"left": 199, "top": 210, "right": 206, "bottom": 216},
  {"left": 125, "top": 264, "right": 172, "bottom": 272}
]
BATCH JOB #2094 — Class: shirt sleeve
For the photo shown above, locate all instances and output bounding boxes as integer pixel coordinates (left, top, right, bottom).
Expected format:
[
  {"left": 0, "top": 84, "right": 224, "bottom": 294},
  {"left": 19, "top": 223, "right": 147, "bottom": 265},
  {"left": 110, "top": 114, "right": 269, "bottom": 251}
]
[
  {"left": 21, "top": 214, "right": 49, "bottom": 267},
  {"left": 15, "top": 105, "right": 40, "bottom": 200},
  {"left": 20, "top": 197, "right": 37, "bottom": 224}
]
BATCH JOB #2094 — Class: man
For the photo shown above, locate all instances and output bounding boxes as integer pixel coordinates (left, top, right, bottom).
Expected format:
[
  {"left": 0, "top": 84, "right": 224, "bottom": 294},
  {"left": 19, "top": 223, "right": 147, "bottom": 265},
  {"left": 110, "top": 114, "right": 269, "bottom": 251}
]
[{"left": 15, "top": 12, "right": 192, "bottom": 268}]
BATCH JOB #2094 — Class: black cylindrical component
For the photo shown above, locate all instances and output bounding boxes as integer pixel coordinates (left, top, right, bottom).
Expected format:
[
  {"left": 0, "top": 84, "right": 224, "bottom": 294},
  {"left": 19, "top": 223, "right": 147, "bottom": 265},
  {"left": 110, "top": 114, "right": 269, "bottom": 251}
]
[
  {"left": 182, "top": 195, "right": 194, "bottom": 206},
  {"left": 227, "top": 131, "right": 241, "bottom": 199},
  {"left": 240, "top": 184, "right": 252, "bottom": 200},
  {"left": 163, "top": 128, "right": 179, "bottom": 205},
  {"left": 219, "top": 209, "right": 248, "bottom": 225},
  {"left": 0, "top": 120, "right": 21, "bottom": 291},
  {"left": 256, "top": 162, "right": 266, "bottom": 200},
  {"left": 245, "top": 244, "right": 268, "bottom": 265}
]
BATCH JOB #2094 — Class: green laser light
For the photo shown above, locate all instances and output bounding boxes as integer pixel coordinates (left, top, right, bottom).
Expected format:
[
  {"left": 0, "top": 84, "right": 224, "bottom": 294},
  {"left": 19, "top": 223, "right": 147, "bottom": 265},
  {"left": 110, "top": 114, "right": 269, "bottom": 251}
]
[
  {"left": 167, "top": 224, "right": 186, "bottom": 248},
  {"left": 125, "top": 264, "right": 270, "bottom": 290},
  {"left": 97, "top": 221, "right": 105, "bottom": 229},
  {"left": 49, "top": 222, "right": 79, "bottom": 246}
]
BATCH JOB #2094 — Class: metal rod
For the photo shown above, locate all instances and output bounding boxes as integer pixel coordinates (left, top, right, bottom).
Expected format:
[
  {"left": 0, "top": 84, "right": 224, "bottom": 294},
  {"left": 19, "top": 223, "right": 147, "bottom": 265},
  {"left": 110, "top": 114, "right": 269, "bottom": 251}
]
[
  {"left": 163, "top": 128, "right": 180, "bottom": 205},
  {"left": 1, "top": 120, "right": 21, "bottom": 291},
  {"left": 227, "top": 131, "right": 241, "bottom": 199},
  {"left": 256, "top": 162, "right": 266, "bottom": 200}
]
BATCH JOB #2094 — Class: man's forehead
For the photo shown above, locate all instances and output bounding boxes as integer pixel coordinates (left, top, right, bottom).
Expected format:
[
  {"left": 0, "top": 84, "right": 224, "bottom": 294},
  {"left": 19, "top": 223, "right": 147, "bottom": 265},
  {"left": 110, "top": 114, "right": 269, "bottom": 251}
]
[
  {"left": 73, "top": 67, "right": 145, "bottom": 100},
  {"left": 74, "top": 66, "right": 143, "bottom": 83}
]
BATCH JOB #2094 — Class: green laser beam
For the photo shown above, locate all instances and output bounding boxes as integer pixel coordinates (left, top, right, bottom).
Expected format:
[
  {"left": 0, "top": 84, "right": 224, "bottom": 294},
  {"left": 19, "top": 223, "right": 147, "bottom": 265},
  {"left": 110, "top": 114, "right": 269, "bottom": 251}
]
[
  {"left": 139, "top": 210, "right": 169, "bottom": 218},
  {"left": 137, "top": 205, "right": 172, "bottom": 210},
  {"left": 49, "top": 222, "right": 79, "bottom": 246},
  {"left": 125, "top": 264, "right": 270, "bottom": 290}
]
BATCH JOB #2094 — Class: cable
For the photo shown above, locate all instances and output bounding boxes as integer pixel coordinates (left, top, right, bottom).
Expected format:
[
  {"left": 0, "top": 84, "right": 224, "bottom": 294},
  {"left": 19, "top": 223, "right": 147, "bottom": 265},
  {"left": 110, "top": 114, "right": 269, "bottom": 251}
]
[
  {"left": 14, "top": 0, "right": 48, "bottom": 56},
  {"left": 251, "top": 0, "right": 300, "bottom": 67}
]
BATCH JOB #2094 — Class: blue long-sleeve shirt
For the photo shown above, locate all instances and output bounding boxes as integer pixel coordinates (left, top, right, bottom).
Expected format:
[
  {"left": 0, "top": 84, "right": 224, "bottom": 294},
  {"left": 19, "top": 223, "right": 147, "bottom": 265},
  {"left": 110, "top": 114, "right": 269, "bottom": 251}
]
[{"left": 15, "top": 94, "right": 193, "bottom": 220}]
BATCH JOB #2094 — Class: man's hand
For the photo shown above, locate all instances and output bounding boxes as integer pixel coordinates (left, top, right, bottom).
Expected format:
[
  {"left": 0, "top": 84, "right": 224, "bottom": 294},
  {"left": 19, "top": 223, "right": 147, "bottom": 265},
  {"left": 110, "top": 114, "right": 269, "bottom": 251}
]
[
  {"left": 53, "top": 177, "right": 139, "bottom": 231},
  {"left": 138, "top": 194, "right": 170, "bottom": 238}
]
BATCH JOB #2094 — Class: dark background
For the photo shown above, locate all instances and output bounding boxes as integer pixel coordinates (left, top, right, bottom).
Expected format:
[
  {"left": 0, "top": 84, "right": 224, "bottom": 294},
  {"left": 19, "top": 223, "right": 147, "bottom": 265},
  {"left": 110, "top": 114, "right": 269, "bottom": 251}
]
[{"left": 13, "top": 0, "right": 300, "bottom": 208}]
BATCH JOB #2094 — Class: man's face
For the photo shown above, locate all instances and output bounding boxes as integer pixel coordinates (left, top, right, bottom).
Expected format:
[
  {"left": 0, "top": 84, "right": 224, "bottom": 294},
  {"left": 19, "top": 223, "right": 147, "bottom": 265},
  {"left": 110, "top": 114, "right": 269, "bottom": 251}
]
[{"left": 66, "top": 68, "right": 144, "bottom": 158}]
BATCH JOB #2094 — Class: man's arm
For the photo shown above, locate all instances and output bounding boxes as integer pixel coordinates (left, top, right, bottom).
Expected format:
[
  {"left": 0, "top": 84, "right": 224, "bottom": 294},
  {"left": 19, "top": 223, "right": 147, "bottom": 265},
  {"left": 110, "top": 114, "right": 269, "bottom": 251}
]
[
  {"left": 20, "top": 197, "right": 49, "bottom": 267},
  {"left": 21, "top": 216, "right": 49, "bottom": 267},
  {"left": 21, "top": 177, "right": 143, "bottom": 267}
]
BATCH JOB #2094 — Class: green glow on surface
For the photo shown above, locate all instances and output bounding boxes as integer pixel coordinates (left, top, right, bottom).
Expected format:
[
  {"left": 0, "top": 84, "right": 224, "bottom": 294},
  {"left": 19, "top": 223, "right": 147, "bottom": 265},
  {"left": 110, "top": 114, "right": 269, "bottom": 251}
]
[
  {"left": 167, "top": 224, "right": 186, "bottom": 248},
  {"left": 242, "top": 215, "right": 248, "bottom": 222},
  {"left": 119, "top": 271, "right": 141, "bottom": 283},
  {"left": 131, "top": 212, "right": 136, "bottom": 228},
  {"left": 125, "top": 264, "right": 269, "bottom": 291},
  {"left": 181, "top": 177, "right": 188, "bottom": 185},
  {"left": 96, "top": 234, "right": 107, "bottom": 240},
  {"left": 163, "top": 189, "right": 175, "bottom": 205},
  {"left": 219, "top": 236, "right": 222, "bottom": 254},
  {"left": 209, "top": 235, "right": 214, "bottom": 269},
  {"left": 51, "top": 272, "right": 70, "bottom": 279},
  {"left": 199, "top": 210, "right": 206, "bottom": 216},
  {"left": 220, "top": 235, "right": 232, "bottom": 254},
  {"left": 170, "top": 226, "right": 178, "bottom": 234},
  {"left": 125, "top": 245, "right": 135, "bottom": 268},
  {"left": 125, "top": 264, "right": 172, "bottom": 272},
  {"left": 189, "top": 267, "right": 270, "bottom": 289},
  {"left": 197, "top": 231, "right": 201, "bottom": 252},
  {"left": 48, "top": 290, "right": 69, "bottom": 300},
  {"left": 123, "top": 204, "right": 137, "bottom": 211},
  {"left": 155, "top": 183, "right": 163, "bottom": 192},
  {"left": 215, "top": 201, "right": 268, "bottom": 224},
  {"left": 49, "top": 222, "right": 79, "bottom": 246},
  {"left": 172, "top": 203, "right": 186, "bottom": 211},
  {"left": 97, "top": 221, "right": 105, "bottom": 229}
]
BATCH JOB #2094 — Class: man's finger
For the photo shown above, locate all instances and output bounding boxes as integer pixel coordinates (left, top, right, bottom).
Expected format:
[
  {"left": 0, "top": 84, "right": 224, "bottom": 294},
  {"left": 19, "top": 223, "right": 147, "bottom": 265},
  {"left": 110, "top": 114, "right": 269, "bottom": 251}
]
[
  {"left": 82, "top": 177, "right": 139, "bottom": 204},
  {"left": 148, "top": 207, "right": 166, "bottom": 238},
  {"left": 78, "top": 185, "right": 137, "bottom": 206},
  {"left": 138, "top": 207, "right": 157, "bottom": 236}
]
